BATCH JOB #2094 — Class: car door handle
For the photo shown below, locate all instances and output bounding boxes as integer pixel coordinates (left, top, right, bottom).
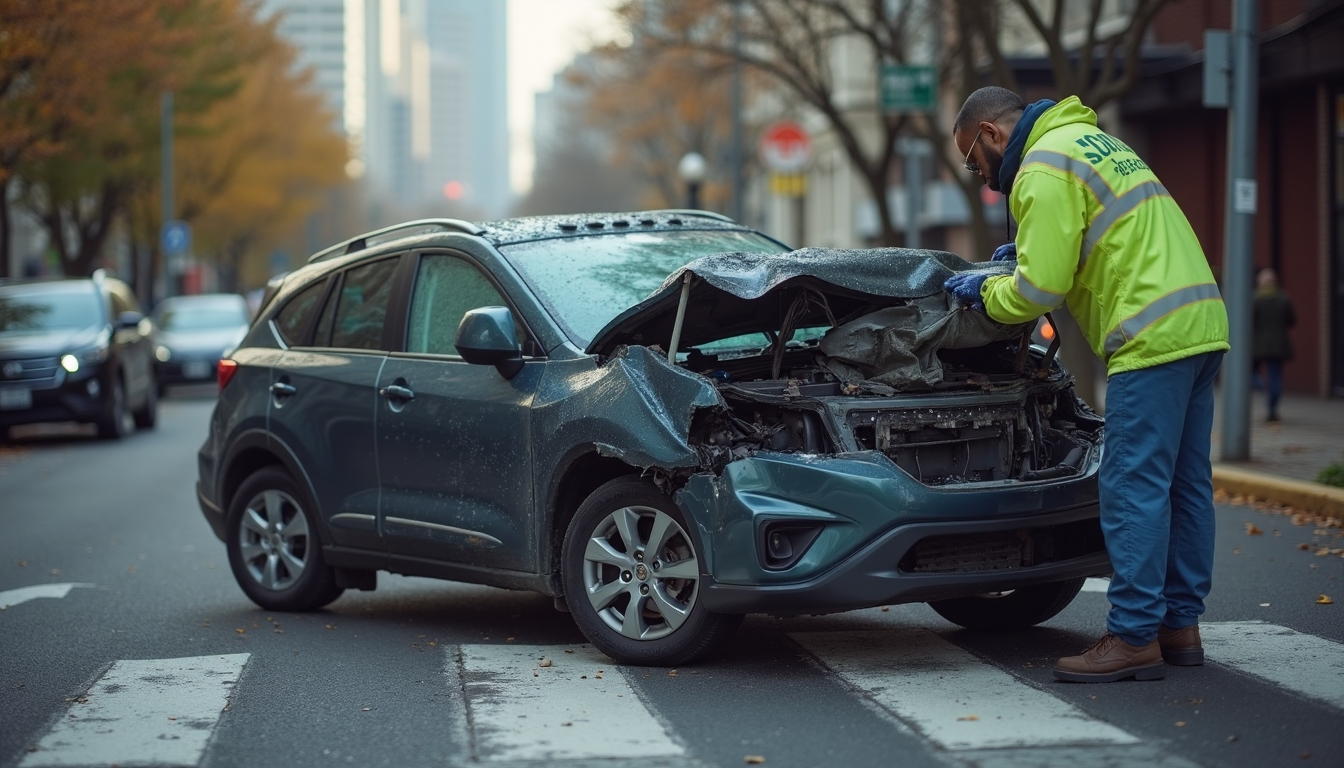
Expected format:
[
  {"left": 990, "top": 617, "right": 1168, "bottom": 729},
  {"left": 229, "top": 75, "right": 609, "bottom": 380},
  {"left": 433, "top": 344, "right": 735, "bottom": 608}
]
[
  {"left": 380, "top": 384, "right": 414, "bottom": 401},
  {"left": 270, "top": 382, "right": 297, "bottom": 396}
]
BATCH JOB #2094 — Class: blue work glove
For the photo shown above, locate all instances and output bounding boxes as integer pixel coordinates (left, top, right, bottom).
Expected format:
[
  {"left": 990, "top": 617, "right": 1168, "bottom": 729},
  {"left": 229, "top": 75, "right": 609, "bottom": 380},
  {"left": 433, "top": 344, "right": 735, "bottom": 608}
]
[
  {"left": 990, "top": 242, "right": 1017, "bottom": 262},
  {"left": 944, "top": 272, "right": 988, "bottom": 311}
]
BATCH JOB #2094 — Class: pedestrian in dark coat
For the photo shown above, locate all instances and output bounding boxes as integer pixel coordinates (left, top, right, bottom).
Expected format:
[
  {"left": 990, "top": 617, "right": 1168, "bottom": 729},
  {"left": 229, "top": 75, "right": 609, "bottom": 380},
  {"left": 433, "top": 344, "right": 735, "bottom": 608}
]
[{"left": 1252, "top": 268, "right": 1295, "bottom": 423}]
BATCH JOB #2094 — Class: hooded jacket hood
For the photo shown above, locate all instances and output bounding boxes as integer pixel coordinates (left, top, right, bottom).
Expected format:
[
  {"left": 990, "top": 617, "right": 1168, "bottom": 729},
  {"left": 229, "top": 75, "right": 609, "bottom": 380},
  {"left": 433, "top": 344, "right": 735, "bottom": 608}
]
[{"left": 998, "top": 97, "right": 1097, "bottom": 197}]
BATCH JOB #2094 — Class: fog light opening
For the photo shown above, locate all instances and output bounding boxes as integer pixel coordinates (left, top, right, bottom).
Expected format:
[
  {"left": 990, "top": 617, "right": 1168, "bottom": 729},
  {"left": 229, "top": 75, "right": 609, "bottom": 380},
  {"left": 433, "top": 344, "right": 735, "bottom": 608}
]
[
  {"left": 86, "top": 379, "right": 101, "bottom": 397},
  {"left": 759, "top": 522, "right": 824, "bottom": 570}
]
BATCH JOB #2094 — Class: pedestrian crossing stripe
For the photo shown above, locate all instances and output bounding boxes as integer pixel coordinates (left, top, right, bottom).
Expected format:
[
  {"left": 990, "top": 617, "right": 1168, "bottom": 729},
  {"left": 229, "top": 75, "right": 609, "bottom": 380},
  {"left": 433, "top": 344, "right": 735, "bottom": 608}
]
[
  {"left": 20, "top": 653, "right": 249, "bottom": 768},
  {"left": 1200, "top": 621, "right": 1344, "bottom": 710},
  {"left": 791, "top": 628, "right": 1138, "bottom": 751},
  {"left": 456, "top": 644, "right": 684, "bottom": 763}
]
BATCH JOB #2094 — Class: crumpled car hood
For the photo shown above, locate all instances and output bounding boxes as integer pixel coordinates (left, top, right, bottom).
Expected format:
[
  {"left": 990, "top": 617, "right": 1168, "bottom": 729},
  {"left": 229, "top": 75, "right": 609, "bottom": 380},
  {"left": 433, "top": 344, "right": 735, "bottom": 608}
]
[{"left": 585, "top": 247, "right": 1018, "bottom": 362}]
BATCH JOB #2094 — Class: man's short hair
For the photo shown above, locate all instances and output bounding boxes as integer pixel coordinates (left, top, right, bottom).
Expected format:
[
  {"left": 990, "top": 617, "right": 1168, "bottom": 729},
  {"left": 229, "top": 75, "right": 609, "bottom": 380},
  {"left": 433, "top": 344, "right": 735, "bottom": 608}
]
[{"left": 954, "top": 87, "right": 1026, "bottom": 134}]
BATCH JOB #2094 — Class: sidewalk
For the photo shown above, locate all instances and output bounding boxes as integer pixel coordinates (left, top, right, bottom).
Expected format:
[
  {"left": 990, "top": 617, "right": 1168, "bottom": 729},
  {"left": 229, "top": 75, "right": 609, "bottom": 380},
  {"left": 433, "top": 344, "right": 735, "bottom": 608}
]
[{"left": 1210, "top": 390, "right": 1344, "bottom": 518}]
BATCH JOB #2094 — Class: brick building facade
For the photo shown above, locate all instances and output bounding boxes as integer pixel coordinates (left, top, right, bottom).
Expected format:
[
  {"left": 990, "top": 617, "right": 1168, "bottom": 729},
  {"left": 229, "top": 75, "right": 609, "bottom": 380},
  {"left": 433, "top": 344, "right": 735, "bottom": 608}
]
[{"left": 1121, "top": 0, "right": 1343, "bottom": 396}]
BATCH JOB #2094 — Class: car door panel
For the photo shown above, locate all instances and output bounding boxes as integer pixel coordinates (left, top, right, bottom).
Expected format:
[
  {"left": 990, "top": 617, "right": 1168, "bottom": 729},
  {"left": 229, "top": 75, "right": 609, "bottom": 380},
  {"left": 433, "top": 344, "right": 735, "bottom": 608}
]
[{"left": 376, "top": 252, "right": 537, "bottom": 571}]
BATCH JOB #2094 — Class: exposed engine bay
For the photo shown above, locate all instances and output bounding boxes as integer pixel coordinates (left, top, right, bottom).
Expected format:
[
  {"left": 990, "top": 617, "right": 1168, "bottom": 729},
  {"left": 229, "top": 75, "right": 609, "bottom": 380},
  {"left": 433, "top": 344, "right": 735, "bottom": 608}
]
[
  {"left": 684, "top": 317, "right": 1103, "bottom": 487},
  {"left": 587, "top": 248, "right": 1103, "bottom": 486}
]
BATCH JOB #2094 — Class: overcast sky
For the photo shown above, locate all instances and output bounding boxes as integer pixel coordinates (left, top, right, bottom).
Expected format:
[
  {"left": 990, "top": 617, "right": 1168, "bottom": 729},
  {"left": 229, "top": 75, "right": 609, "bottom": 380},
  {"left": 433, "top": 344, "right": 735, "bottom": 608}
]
[{"left": 506, "top": 0, "right": 624, "bottom": 195}]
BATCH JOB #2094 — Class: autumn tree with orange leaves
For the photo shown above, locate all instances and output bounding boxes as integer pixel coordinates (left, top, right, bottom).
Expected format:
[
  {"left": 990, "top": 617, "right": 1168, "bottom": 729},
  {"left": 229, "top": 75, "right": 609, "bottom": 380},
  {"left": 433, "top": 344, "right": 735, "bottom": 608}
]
[{"left": 1, "top": 0, "right": 347, "bottom": 289}]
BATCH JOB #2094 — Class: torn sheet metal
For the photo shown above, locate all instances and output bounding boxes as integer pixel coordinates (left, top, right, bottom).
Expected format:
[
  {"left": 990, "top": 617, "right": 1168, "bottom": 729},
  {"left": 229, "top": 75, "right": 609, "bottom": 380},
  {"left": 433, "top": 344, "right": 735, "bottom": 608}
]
[
  {"left": 819, "top": 294, "right": 1033, "bottom": 389},
  {"left": 586, "top": 248, "right": 1018, "bottom": 359},
  {"left": 566, "top": 344, "right": 723, "bottom": 469}
]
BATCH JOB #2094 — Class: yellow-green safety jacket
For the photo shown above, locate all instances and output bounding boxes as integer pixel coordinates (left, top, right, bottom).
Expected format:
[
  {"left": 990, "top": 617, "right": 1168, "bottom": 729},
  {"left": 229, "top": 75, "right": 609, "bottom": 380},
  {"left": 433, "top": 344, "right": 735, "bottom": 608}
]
[{"left": 980, "top": 97, "right": 1229, "bottom": 375}]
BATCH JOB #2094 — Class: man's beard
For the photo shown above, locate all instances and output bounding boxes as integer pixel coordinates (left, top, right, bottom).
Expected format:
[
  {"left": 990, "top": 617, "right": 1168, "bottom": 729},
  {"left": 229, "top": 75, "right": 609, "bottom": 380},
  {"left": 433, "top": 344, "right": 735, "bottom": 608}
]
[{"left": 984, "top": 145, "right": 1006, "bottom": 193}]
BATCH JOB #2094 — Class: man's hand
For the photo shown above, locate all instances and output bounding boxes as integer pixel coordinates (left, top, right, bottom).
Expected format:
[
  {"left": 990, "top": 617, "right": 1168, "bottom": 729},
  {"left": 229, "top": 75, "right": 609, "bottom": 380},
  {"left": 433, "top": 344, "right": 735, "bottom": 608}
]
[
  {"left": 944, "top": 272, "right": 988, "bottom": 311},
  {"left": 990, "top": 242, "right": 1017, "bottom": 262}
]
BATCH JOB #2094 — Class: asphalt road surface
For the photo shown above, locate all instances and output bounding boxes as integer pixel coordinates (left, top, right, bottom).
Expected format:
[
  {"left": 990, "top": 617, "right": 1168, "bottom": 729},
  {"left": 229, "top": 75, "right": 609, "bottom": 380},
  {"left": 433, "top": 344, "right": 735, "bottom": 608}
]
[{"left": 1, "top": 391, "right": 1341, "bottom": 768}]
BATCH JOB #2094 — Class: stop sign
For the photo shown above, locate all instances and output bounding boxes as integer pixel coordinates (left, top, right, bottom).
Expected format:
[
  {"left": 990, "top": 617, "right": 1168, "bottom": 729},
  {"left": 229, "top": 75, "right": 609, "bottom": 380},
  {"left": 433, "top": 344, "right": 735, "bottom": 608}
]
[{"left": 759, "top": 121, "right": 812, "bottom": 173}]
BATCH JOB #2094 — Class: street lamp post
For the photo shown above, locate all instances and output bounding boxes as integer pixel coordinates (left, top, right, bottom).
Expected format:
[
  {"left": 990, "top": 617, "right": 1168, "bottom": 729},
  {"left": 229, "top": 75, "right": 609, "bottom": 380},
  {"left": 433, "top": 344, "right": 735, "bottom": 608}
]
[{"left": 678, "top": 152, "right": 707, "bottom": 210}]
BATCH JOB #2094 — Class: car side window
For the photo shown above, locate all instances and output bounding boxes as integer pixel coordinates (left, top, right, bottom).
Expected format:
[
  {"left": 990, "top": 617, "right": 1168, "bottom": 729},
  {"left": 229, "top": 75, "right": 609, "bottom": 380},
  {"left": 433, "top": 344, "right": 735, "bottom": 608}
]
[
  {"left": 407, "top": 254, "right": 520, "bottom": 356},
  {"left": 329, "top": 258, "right": 399, "bottom": 350},
  {"left": 274, "top": 280, "right": 327, "bottom": 346}
]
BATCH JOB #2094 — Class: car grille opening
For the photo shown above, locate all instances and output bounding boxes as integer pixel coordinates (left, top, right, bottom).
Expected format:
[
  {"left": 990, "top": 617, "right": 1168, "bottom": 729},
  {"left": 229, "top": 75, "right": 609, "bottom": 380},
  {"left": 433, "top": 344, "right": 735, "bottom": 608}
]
[{"left": 898, "top": 518, "right": 1104, "bottom": 574}]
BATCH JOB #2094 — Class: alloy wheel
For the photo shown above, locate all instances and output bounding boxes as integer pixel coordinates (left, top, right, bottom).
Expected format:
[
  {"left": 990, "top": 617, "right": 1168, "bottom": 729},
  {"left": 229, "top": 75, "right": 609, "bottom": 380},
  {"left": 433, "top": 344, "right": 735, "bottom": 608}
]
[
  {"left": 581, "top": 505, "right": 699, "bottom": 641},
  {"left": 237, "top": 489, "right": 310, "bottom": 591}
]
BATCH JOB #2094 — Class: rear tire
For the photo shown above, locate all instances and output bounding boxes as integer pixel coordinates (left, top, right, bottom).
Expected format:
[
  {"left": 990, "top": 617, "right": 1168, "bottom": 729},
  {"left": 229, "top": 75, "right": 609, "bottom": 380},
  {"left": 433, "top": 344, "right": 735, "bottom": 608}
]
[
  {"left": 225, "top": 466, "right": 343, "bottom": 611},
  {"left": 562, "top": 476, "right": 741, "bottom": 665},
  {"left": 96, "top": 377, "right": 133, "bottom": 440},
  {"left": 929, "top": 578, "right": 1085, "bottom": 630}
]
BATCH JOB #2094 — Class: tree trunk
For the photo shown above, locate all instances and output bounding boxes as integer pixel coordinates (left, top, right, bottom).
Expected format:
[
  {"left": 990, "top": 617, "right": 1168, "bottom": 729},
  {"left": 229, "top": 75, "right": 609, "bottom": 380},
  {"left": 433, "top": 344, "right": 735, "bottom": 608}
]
[{"left": 0, "top": 178, "right": 10, "bottom": 279}]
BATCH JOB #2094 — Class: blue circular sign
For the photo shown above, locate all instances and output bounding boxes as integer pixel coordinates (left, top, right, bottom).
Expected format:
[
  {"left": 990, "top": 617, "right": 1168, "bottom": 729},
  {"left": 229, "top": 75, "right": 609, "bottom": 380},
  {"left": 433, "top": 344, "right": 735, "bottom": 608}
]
[{"left": 161, "top": 220, "right": 191, "bottom": 255}]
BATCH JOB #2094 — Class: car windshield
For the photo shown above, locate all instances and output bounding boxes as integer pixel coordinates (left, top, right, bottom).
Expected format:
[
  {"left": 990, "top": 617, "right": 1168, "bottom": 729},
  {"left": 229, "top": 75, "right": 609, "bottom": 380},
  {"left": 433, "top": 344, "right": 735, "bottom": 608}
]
[
  {"left": 0, "top": 286, "right": 101, "bottom": 333},
  {"left": 501, "top": 229, "right": 786, "bottom": 345},
  {"left": 156, "top": 303, "right": 249, "bottom": 331}
]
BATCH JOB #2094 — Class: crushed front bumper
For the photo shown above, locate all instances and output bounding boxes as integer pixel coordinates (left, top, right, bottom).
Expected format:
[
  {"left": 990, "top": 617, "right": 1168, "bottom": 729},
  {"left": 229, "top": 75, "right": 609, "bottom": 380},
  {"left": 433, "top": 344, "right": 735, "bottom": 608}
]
[{"left": 677, "top": 450, "right": 1109, "bottom": 615}]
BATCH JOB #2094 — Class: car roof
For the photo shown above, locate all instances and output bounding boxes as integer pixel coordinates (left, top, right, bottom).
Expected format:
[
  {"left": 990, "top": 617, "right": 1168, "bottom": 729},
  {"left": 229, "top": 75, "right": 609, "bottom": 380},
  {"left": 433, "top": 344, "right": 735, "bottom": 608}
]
[
  {"left": 0, "top": 278, "right": 98, "bottom": 294},
  {"left": 156, "top": 293, "right": 247, "bottom": 307},
  {"left": 306, "top": 210, "right": 747, "bottom": 264}
]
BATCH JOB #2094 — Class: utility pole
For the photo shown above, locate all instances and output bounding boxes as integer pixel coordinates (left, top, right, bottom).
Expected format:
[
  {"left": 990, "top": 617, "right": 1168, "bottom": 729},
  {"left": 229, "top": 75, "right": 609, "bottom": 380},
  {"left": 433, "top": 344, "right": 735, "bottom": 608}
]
[
  {"left": 157, "top": 91, "right": 174, "bottom": 303},
  {"left": 1219, "top": 0, "right": 1259, "bottom": 461},
  {"left": 729, "top": 0, "right": 744, "bottom": 224}
]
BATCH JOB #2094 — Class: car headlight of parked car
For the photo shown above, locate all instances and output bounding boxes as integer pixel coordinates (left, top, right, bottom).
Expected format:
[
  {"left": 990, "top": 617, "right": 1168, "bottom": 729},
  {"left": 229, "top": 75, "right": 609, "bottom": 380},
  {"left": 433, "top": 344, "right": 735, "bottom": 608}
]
[{"left": 61, "top": 344, "right": 109, "bottom": 374}]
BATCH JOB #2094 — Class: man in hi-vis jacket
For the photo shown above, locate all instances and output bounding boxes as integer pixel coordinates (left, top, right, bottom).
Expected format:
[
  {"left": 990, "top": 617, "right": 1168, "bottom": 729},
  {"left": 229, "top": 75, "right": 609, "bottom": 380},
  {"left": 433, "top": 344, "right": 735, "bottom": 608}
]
[{"left": 945, "top": 87, "right": 1230, "bottom": 682}]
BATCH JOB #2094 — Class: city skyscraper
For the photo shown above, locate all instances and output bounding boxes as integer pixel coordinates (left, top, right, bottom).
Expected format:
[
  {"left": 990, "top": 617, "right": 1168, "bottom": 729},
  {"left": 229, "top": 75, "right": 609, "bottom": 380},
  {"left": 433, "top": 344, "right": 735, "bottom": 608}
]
[{"left": 263, "top": 0, "right": 510, "bottom": 219}]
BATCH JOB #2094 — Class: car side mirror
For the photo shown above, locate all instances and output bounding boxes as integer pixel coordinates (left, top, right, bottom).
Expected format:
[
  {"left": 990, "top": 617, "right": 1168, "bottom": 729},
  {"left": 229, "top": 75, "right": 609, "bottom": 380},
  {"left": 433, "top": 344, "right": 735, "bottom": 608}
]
[
  {"left": 117, "top": 311, "right": 145, "bottom": 329},
  {"left": 455, "top": 306, "right": 524, "bottom": 379}
]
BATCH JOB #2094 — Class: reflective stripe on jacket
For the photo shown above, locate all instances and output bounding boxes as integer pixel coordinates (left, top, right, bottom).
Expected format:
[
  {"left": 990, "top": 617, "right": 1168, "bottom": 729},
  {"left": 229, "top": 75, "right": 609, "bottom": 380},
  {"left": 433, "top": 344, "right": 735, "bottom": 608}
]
[{"left": 980, "top": 97, "right": 1230, "bottom": 375}]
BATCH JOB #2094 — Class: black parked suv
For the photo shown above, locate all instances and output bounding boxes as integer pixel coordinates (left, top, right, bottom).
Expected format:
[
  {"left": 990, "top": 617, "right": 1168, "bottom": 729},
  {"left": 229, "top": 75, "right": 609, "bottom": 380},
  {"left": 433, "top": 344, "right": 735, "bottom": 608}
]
[{"left": 0, "top": 272, "right": 158, "bottom": 440}]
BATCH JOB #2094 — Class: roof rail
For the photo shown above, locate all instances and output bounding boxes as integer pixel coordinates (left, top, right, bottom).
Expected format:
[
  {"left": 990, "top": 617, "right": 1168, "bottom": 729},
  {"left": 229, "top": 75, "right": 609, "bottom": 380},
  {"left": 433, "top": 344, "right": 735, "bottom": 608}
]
[
  {"left": 308, "top": 218, "right": 486, "bottom": 263},
  {"left": 647, "top": 209, "right": 738, "bottom": 224}
]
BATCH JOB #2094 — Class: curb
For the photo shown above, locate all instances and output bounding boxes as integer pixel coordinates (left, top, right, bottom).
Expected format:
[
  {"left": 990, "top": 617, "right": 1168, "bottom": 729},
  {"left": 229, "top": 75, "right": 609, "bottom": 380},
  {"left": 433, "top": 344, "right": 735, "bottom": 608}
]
[{"left": 1212, "top": 464, "right": 1344, "bottom": 518}]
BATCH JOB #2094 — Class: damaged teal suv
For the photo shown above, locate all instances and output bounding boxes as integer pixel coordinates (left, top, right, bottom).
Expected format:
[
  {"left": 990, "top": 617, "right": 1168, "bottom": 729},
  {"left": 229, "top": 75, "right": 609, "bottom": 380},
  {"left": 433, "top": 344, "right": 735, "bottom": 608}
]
[{"left": 197, "top": 211, "right": 1108, "bottom": 665}]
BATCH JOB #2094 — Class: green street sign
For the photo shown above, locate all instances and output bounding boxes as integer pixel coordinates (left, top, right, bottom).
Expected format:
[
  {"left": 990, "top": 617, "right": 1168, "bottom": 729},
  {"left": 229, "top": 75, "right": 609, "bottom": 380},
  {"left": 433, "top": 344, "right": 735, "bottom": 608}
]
[{"left": 881, "top": 64, "right": 937, "bottom": 114}]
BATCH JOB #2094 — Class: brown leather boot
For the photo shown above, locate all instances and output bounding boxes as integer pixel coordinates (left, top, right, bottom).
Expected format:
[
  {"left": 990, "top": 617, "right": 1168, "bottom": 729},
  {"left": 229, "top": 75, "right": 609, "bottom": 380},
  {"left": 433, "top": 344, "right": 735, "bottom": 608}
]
[
  {"left": 1054, "top": 632, "right": 1165, "bottom": 682},
  {"left": 1158, "top": 624, "right": 1204, "bottom": 666}
]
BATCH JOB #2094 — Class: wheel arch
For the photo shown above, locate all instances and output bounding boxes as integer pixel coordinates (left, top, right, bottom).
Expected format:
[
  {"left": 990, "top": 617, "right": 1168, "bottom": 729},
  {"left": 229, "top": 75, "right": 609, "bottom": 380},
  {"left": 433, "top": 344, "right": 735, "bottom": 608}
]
[
  {"left": 219, "top": 431, "right": 331, "bottom": 545},
  {"left": 544, "top": 446, "right": 642, "bottom": 578}
]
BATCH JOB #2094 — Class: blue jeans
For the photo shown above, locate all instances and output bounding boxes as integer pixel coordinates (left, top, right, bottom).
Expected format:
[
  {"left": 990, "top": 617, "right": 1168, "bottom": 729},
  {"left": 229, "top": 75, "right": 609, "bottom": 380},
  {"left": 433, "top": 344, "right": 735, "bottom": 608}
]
[{"left": 1100, "top": 351, "right": 1223, "bottom": 646}]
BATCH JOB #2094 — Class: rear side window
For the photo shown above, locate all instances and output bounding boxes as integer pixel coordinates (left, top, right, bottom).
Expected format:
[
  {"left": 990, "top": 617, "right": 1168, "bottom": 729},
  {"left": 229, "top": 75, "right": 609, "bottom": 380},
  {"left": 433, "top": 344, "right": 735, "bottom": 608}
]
[
  {"left": 274, "top": 280, "right": 327, "bottom": 346},
  {"left": 329, "top": 258, "right": 399, "bottom": 350}
]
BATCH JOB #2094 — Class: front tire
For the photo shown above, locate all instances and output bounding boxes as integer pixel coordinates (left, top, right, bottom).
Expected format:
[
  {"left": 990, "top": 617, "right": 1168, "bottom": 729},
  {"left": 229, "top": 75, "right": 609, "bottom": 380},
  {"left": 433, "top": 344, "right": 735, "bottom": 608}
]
[
  {"left": 225, "top": 466, "right": 343, "bottom": 611},
  {"left": 133, "top": 376, "right": 157, "bottom": 429},
  {"left": 929, "top": 578, "right": 1086, "bottom": 630},
  {"left": 561, "top": 476, "right": 741, "bottom": 665}
]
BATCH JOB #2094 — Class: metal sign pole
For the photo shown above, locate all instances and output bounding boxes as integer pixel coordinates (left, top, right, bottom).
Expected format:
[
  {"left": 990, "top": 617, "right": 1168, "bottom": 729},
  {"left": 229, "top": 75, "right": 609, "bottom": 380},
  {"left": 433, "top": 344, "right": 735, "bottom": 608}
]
[{"left": 1219, "top": 0, "right": 1259, "bottom": 461}]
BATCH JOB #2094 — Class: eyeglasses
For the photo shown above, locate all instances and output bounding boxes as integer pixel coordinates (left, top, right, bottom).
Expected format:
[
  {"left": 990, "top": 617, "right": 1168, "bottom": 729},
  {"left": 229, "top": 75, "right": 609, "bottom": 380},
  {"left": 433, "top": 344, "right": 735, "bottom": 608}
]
[
  {"left": 961, "top": 107, "right": 1021, "bottom": 174},
  {"left": 963, "top": 128, "right": 985, "bottom": 174}
]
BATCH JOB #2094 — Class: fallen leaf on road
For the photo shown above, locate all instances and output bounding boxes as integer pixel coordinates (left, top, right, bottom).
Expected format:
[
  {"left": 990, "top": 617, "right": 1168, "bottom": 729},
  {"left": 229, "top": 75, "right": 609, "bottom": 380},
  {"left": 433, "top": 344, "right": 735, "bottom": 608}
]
[
  {"left": 1230, "top": 495, "right": 1246, "bottom": 506},
  {"left": 881, "top": 606, "right": 890, "bottom": 612},
  {"left": 235, "top": 629, "right": 244, "bottom": 635},
  {"left": 15, "top": 560, "right": 26, "bottom": 567},
  {"left": 957, "top": 715, "right": 979, "bottom": 721},
  {"left": 1175, "top": 721, "right": 1186, "bottom": 727},
  {"left": 1298, "top": 543, "right": 1311, "bottom": 550},
  {"left": 324, "top": 624, "right": 336, "bottom": 630},
  {"left": 1301, "top": 751, "right": 1311, "bottom": 760},
  {"left": 744, "top": 757, "right": 765, "bottom": 764},
  {"left": 668, "top": 670, "right": 678, "bottom": 677},
  {"left": 538, "top": 659, "right": 552, "bottom": 668},
  {"left": 564, "top": 649, "right": 574, "bottom": 654},
  {"left": 1245, "top": 523, "right": 1263, "bottom": 535},
  {"left": 362, "top": 707, "right": 370, "bottom": 712},
  {"left": 1316, "top": 595, "right": 1334, "bottom": 605},
  {"left": 1316, "top": 548, "right": 1331, "bottom": 557},
  {"left": 1227, "top": 735, "right": 1238, "bottom": 742},
  {"left": 1260, "top": 602, "right": 1271, "bottom": 607}
]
